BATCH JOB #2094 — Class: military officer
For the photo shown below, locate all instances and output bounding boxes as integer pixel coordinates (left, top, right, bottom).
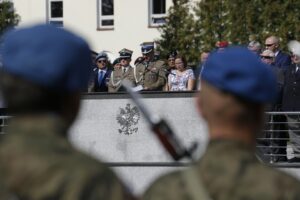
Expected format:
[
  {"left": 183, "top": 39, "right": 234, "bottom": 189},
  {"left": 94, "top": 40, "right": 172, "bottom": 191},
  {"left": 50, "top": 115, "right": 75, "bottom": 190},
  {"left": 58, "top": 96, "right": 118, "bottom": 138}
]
[
  {"left": 134, "top": 42, "right": 167, "bottom": 91},
  {"left": 143, "top": 47, "right": 300, "bottom": 200},
  {"left": 0, "top": 24, "right": 135, "bottom": 200},
  {"left": 108, "top": 48, "right": 136, "bottom": 92}
]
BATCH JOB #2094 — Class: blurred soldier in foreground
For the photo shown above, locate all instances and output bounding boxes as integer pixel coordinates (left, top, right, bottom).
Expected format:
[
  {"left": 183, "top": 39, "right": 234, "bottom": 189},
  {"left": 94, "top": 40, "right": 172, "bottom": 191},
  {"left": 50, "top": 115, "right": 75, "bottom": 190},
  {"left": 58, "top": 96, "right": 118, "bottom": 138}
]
[
  {"left": 108, "top": 48, "right": 136, "bottom": 92},
  {"left": 0, "top": 25, "right": 135, "bottom": 200},
  {"left": 143, "top": 47, "right": 300, "bottom": 200},
  {"left": 134, "top": 42, "right": 167, "bottom": 91}
]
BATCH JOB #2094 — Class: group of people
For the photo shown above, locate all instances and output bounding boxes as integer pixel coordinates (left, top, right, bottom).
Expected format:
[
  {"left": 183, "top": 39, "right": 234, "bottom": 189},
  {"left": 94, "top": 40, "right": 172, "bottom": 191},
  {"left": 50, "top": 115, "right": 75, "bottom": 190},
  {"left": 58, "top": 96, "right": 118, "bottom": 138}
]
[
  {"left": 88, "top": 42, "right": 196, "bottom": 93},
  {"left": 1, "top": 24, "right": 300, "bottom": 199},
  {"left": 246, "top": 36, "right": 300, "bottom": 163}
]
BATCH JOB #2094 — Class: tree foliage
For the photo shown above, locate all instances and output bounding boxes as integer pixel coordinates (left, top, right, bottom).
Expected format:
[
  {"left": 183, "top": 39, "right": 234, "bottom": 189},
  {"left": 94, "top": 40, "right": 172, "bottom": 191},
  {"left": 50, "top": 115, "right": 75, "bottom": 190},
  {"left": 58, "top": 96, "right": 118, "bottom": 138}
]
[
  {"left": 0, "top": 1, "right": 20, "bottom": 36},
  {"left": 155, "top": 0, "right": 198, "bottom": 65},
  {"left": 158, "top": 0, "right": 300, "bottom": 63}
]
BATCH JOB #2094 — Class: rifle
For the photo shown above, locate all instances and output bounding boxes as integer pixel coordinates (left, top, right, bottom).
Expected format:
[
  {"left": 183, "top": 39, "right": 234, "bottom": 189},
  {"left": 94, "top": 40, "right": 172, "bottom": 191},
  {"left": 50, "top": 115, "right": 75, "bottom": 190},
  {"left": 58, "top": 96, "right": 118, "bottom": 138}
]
[{"left": 122, "top": 80, "right": 197, "bottom": 161}]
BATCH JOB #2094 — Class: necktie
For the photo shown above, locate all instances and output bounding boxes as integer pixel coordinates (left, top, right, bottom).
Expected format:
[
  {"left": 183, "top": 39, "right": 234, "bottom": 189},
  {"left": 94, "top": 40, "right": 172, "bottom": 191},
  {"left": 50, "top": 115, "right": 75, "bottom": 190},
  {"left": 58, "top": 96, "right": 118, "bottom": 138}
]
[
  {"left": 98, "top": 71, "right": 104, "bottom": 86},
  {"left": 123, "top": 67, "right": 126, "bottom": 74}
]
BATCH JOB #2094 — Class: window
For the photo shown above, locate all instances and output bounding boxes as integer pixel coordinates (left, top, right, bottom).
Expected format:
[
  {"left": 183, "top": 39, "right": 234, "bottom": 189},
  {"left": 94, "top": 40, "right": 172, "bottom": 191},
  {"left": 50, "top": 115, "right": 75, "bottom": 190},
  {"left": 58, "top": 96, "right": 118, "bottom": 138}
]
[
  {"left": 98, "top": 0, "right": 114, "bottom": 29},
  {"left": 47, "top": 0, "right": 63, "bottom": 27},
  {"left": 149, "top": 0, "right": 166, "bottom": 27}
]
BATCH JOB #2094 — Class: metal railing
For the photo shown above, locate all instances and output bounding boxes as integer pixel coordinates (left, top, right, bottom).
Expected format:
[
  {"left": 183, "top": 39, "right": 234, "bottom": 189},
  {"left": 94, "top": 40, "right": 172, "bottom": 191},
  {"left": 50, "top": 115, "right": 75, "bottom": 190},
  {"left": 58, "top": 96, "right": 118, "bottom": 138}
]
[
  {"left": 0, "top": 115, "right": 10, "bottom": 134},
  {"left": 256, "top": 112, "right": 300, "bottom": 168},
  {"left": 0, "top": 112, "right": 300, "bottom": 167}
]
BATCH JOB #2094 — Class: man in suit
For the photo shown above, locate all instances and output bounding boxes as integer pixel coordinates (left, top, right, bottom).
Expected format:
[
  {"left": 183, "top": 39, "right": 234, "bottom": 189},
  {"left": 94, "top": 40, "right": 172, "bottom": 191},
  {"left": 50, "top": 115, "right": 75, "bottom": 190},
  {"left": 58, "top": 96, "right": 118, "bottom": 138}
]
[
  {"left": 88, "top": 51, "right": 112, "bottom": 92},
  {"left": 265, "top": 36, "right": 291, "bottom": 69},
  {"left": 108, "top": 48, "right": 136, "bottom": 92},
  {"left": 282, "top": 49, "right": 300, "bottom": 162},
  {"left": 258, "top": 49, "right": 287, "bottom": 163},
  {"left": 143, "top": 47, "right": 300, "bottom": 200}
]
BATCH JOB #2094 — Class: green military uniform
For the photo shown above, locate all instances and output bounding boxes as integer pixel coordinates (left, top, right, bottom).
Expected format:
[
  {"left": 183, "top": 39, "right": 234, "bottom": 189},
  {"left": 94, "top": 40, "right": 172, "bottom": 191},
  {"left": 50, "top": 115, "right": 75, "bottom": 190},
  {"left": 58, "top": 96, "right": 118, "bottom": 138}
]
[
  {"left": 144, "top": 140, "right": 300, "bottom": 200},
  {"left": 108, "top": 66, "right": 136, "bottom": 92},
  {"left": 0, "top": 115, "right": 134, "bottom": 200},
  {"left": 134, "top": 60, "right": 167, "bottom": 91}
]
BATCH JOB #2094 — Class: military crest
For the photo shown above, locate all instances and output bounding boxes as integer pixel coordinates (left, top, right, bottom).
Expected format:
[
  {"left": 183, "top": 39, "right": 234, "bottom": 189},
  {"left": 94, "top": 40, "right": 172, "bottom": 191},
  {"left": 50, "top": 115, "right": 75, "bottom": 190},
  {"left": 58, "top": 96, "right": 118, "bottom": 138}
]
[{"left": 116, "top": 103, "right": 140, "bottom": 135}]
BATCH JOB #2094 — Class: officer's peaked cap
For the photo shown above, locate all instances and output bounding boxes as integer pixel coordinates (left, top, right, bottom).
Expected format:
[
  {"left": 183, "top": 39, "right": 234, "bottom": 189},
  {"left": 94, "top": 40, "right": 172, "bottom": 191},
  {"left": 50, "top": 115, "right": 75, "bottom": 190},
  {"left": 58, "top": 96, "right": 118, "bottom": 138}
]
[
  {"left": 119, "top": 48, "right": 133, "bottom": 59},
  {"left": 95, "top": 51, "right": 108, "bottom": 61},
  {"left": 141, "top": 42, "right": 154, "bottom": 54}
]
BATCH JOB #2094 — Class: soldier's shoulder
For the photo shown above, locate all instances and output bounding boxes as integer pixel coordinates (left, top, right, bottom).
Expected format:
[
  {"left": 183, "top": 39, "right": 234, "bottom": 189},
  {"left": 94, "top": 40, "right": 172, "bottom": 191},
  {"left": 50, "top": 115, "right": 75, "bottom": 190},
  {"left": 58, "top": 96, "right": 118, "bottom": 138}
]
[
  {"left": 154, "top": 60, "right": 166, "bottom": 67},
  {"left": 243, "top": 163, "right": 300, "bottom": 197},
  {"left": 143, "top": 170, "right": 186, "bottom": 200}
]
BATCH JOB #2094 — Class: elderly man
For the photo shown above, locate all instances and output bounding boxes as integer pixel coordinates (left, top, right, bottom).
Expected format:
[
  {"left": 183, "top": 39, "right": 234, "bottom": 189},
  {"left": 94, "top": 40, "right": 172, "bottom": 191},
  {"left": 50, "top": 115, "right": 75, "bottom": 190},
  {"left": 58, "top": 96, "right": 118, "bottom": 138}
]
[
  {"left": 143, "top": 47, "right": 300, "bottom": 200},
  {"left": 259, "top": 49, "right": 287, "bottom": 162},
  {"left": 282, "top": 49, "right": 300, "bottom": 162},
  {"left": 265, "top": 36, "right": 291, "bottom": 69},
  {"left": 0, "top": 24, "right": 135, "bottom": 200}
]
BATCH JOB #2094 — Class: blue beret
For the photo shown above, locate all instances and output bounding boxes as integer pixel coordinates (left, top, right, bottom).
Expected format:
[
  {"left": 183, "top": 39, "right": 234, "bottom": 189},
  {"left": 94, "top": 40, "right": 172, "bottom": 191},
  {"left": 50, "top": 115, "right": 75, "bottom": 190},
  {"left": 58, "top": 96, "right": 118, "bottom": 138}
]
[
  {"left": 202, "top": 47, "right": 277, "bottom": 103},
  {"left": 1, "top": 24, "right": 92, "bottom": 92}
]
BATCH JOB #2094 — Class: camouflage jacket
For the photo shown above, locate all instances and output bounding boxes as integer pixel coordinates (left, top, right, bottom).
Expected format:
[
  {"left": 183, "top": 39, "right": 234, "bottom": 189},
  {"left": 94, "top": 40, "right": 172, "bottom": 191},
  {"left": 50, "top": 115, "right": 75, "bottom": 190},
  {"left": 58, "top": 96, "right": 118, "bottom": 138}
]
[
  {"left": 134, "top": 60, "right": 167, "bottom": 91},
  {"left": 143, "top": 140, "right": 300, "bottom": 200},
  {"left": 0, "top": 115, "right": 135, "bottom": 200}
]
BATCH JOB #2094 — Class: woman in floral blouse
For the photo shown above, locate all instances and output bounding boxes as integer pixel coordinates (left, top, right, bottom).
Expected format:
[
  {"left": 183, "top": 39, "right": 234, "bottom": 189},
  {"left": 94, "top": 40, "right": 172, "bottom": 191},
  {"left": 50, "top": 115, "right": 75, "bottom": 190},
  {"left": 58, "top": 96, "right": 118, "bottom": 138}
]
[{"left": 167, "top": 55, "right": 195, "bottom": 91}]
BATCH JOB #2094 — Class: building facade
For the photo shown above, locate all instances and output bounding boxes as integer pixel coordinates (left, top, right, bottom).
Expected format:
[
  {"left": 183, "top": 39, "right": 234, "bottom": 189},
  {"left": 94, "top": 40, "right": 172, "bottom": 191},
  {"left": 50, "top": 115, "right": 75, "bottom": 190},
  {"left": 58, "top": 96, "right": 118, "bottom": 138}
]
[{"left": 12, "top": 0, "right": 180, "bottom": 61}]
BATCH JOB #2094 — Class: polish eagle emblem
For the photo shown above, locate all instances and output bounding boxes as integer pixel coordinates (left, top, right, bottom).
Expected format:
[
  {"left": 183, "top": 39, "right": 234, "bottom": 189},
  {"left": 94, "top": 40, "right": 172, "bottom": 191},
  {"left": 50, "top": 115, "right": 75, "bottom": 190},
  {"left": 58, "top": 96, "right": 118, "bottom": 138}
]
[{"left": 116, "top": 103, "right": 140, "bottom": 135}]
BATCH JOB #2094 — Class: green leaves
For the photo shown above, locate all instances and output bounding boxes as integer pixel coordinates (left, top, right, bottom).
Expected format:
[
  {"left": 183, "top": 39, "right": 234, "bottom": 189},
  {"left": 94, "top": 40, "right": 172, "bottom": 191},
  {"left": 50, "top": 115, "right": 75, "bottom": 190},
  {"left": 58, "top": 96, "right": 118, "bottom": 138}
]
[
  {"left": 0, "top": 1, "right": 20, "bottom": 37},
  {"left": 158, "top": 0, "right": 300, "bottom": 63}
]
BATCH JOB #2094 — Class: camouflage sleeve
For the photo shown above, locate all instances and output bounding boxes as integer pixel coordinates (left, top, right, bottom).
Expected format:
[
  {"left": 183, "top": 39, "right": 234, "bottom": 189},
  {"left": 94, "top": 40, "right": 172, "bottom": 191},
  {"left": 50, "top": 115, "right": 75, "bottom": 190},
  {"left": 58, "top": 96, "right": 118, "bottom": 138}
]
[
  {"left": 61, "top": 168, "right": 137, "bottom": 200},
  {"left": 143, "top": 171, "right": 189, "bottom": 200},
  {"left": 147, "top": 61, "right": 167, "bottom": 90}
]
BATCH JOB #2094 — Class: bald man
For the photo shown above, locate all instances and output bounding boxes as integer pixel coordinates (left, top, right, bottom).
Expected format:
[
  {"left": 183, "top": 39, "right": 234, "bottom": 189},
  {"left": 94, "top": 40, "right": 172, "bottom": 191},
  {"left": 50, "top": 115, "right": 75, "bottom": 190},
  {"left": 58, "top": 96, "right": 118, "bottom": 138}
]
[{"left": 265, "top": 36, "right": 291, "bottom": 69}]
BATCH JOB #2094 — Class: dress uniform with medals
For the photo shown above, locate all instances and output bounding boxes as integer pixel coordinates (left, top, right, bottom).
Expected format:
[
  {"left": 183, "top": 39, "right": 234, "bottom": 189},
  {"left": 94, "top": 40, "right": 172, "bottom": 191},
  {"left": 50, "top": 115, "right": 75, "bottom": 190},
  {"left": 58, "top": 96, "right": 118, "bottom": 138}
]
[
  {"left": 134, "top": 42, "right": 167, "bottom": 91},
  {"left": 108, "top": 48, "right": 136, "bottom": 92}
]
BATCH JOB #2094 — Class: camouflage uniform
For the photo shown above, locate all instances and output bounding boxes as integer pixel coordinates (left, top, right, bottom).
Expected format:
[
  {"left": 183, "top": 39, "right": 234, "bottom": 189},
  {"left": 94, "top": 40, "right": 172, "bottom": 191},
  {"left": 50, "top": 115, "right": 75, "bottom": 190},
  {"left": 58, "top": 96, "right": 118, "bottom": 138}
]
[
  {"left": 144, "top": 140, "right": 300, "bottom": 200},
  {"left": 108, "top": 66, "right": 136, "bottom": 92},
  {"left": 0, "top": 115, "right": 134, "bottom": 200},
  {"left": 134, "top": 60, "right": 167, "bottom": 91}
]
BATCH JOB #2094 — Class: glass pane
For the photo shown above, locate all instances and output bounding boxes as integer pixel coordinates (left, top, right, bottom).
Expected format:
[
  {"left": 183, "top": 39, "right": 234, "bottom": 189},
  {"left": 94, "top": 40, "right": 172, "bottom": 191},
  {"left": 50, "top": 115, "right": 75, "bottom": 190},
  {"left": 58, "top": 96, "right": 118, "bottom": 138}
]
[
  {"left": 152, "top": 17, "right": 166, "bottom": 24},
  {"left": 102, "top": 19, "right": 114, "bottom": 26},
  {"left": 51, "top": 1, "right": 63, "bottom": 18},
  {"left": 49, "top": 21, "right": 63, "bottom": 27},
  {"left": 102, "top": 0, "right": 114, "bottom": 16},
  {"left": 153, "top": 0, "right": 165, "bottom": 14}
]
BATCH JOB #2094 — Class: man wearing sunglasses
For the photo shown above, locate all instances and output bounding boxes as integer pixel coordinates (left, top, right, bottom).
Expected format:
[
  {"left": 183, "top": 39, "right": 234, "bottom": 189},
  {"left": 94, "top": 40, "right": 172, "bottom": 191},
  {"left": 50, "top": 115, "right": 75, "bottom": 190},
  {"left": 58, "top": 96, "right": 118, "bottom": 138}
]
[
  {"left": 88, "top": 51, "right": 112, "bottom": 92},
  {"left": 265, "top": 36, "right": 291, "bottom": 69},
  {"left": 259, "top": 49, "right": 286, "bottom": 163}
]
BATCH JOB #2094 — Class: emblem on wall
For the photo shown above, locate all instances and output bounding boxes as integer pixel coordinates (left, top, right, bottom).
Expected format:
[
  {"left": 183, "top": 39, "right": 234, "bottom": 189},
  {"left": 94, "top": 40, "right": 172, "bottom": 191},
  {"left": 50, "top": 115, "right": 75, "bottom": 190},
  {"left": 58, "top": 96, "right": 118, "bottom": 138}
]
[{"left": 116, "top": 103, "right": 140, "bottom": 135}]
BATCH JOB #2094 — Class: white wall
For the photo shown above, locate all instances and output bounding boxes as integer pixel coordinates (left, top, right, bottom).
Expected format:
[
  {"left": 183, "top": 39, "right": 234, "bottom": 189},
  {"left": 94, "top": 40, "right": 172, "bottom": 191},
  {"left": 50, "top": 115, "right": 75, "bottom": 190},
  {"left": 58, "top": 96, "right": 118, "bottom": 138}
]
[
  {"left": 12, "top": 0, "right": 177, "bottom": 61},
  {"left": 69, "top": 95, "right": 208, "bottom": 195}
]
